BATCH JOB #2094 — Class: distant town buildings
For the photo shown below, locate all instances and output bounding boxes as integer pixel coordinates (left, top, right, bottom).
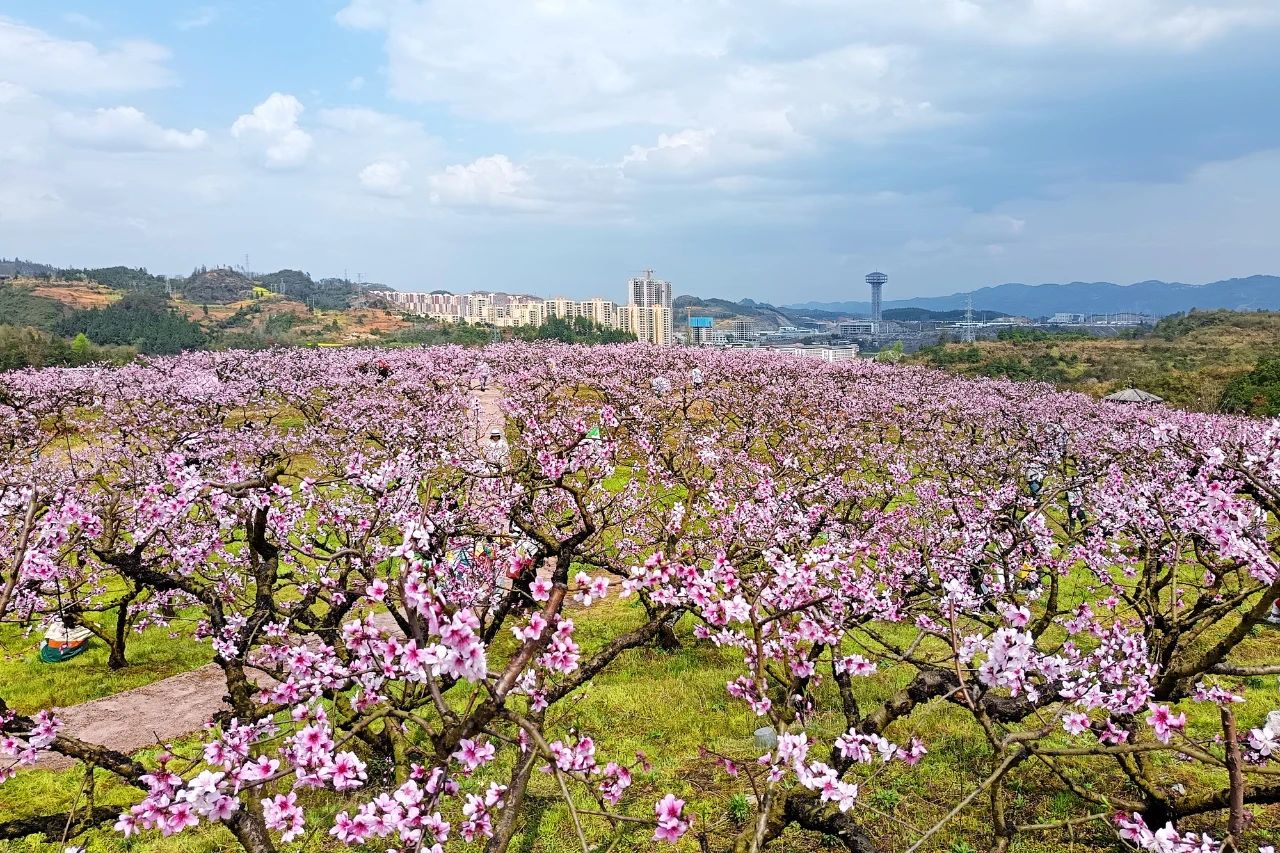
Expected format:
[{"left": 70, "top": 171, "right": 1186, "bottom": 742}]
[
  {"left": 762, "top": 343, "right": 861, "bottom": 362},
  {"left": 687, "top": 317, "right": 725, "bottom": 346},
  {"left": 1048, "top": 311, "right": 1155, "bottom": 326},
  {"left": 836, "top": 320, "right": 877, "bottom": 338},
  {"left": 374, "top": 267, "right": 677, "bottom": 346},
  {"left": 759, "top": 326, "right": 819, "bottom": 341}
]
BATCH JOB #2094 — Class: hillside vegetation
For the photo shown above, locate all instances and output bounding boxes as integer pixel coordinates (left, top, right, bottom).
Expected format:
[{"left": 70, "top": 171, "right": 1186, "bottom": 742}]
[
  {"left": 0, "top": 272, "right": 410, "bottom": 366},
  {"left": 911, "top": 309, "right": 1280, "bottom": 411},
  {"left": 0, "top": 271, "right": 631, "bottom": 368}
]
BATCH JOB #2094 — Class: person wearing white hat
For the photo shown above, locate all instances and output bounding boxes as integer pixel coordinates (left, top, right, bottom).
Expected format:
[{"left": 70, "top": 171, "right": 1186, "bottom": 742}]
[{"left": 483, "top": 428, "right": 509, "bottom": 467}]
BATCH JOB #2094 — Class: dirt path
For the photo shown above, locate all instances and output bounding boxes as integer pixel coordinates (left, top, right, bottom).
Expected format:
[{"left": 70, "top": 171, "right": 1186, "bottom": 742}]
[
  {"left": 32, "top": 610, "right": 402, "bottom": 770},
  {"left": 36, "top": 662, "right": 232, "bottom": 770},
  {"left": 473, "top": 386, "right": 504, "bottom": 438},
  {"left": 32, "top": 391, "right": 508, "bottom": 771}
]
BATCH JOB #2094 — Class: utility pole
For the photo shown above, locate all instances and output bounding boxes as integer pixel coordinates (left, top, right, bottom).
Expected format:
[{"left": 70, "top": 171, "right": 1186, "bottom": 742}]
[{"left": 963, "top": 294, "right": 975, "bottom": 343}]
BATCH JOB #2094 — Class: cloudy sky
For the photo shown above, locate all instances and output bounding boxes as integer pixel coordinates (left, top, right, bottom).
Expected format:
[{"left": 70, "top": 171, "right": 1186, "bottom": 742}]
[{"left": 2, "top": 1, "right": 1279, "bottom": 302}]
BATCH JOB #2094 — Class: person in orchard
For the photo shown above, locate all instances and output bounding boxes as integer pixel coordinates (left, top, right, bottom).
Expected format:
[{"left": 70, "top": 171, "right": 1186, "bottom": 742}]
[
  {"left": 1025, "top": 461, "right": 1045, "bottom": 497},
  {"left": 1066, "top": 485, "right": 1085, "bottom": 530},
  {"left": 484, "top": 428, "right": 509, "bottom": 468}
]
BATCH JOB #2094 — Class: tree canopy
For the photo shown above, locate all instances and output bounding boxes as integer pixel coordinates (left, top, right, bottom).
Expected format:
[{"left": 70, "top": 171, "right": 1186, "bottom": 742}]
[{"left": 3, "top": 346, "right": 1280, "bottom": 853}]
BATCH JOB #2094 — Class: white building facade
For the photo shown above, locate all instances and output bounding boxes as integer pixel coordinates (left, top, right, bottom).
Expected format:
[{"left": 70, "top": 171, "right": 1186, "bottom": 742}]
[
  {"left": 374, "top": 268, "right": 676, "bottom": 345},
  {"left": 763, "top": 344, "right": 861, "bottom": 362},
  {"left": 625, "top": 269, "right": 674, "bottom": 347}
]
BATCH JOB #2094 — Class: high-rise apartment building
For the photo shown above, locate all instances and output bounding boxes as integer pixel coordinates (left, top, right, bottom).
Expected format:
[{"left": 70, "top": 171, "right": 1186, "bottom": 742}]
[
  {"left": 730, "top": 318, "right": 758, "bottom": 342},
  {"left": 626, "top": 269, "right": 674, "bottom": 347}
]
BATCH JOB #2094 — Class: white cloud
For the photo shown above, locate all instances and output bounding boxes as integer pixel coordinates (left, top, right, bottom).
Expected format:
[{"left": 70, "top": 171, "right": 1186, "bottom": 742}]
[
  {"left": 621, "top": 126, "right": 799, "bottom": 183},
  {"left": 316, "top": 108, "right": 438, "bottom": 193},
  {"left": 0, "top": 84, "right": 52, "bottom": 165},
  {"left": 336, "top": 0, "right": 731, "bottom": 129},
  {"left": 0, "top": 81, "right": 31, "bottom": 105},
  {"left": 0, "top": 182, "right": 64, "bottom": 223},
  {"left": 316, "top": 107, "right": 424, "bottom": 138},
  {"left": 347, "top": 75, "right": 365, "bottom": 91},
  {"left": 0, "top": 17, "right": 173, "bottom": 93},
  {"left": 53, "top": 106, "right": 207, "bottom": 151},
  {"left": 622, "top": 129, "right": 717, "bottom": 176},
  {"left": 176, "top": 7, "right": 219, "bottom": 30},
  {"left": 336, "top": 0, "right": 1274, "bottom": 139},
  {"left": 427, "top": 155, "right": 541, "bottom": 210},
  {"left": 61, "top": 12, "right": 100, "bottom": 31},
  {"left": 782, "top": 0, "right": 1278, "bottom": 49},
  {"left": 185, "top": 174, "right": 240, "bottom": 205},
  {"left": 359, "top": 159, "right": 411, "bottom": 197},
  {"left": 231, "top": 93, "right": 313, "bottom": 169},
  {"left": 934, "top": 0, "right": 1276, "bottom": 48}
]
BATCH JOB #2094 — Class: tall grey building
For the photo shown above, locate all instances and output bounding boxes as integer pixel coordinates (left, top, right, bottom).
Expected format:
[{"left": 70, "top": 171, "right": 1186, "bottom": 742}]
[{"left": 626, "top": 269, "right": 674, "bottom": 346}]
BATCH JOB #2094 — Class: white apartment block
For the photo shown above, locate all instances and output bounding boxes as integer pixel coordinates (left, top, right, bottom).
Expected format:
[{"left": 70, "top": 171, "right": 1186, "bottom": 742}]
[
  {"left": 622, "top": 304, "right": 673, "bottom": 347},
  {"left": 375, "top": 268, "right": 675, "bottom": 345},
  {"left": 380, "top": 291, "right": 469, "bottom": 320},
  {"left": 626, "top": 269, "right": 674, "bottom": 347},
  {"left": 763, "top": 344, "right": 861, "bottom": 362}
]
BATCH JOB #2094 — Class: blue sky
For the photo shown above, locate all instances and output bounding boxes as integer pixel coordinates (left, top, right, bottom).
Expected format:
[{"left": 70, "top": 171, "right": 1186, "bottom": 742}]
[{"left": 3, "top": 1, "right": 1280, "bottom": 302}]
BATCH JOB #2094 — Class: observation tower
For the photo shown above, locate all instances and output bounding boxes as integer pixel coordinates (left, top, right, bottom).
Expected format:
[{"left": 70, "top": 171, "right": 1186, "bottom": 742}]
[{"left": 865, "top": 271, "right": 887, "bottom": 323}]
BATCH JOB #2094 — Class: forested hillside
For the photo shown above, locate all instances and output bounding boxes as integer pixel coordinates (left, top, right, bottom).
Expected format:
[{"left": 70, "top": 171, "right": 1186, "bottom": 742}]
[
  {"left": 1, "top": 269, "right": 636, "bottom": 368},
  {"left": 56, "top": 290, "right": 208, "bottom": 354}
]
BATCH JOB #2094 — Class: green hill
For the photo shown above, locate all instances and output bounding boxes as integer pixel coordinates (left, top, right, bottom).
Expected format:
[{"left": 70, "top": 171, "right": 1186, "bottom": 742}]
[
  {"left": 0, "top": 286, "right": 71, "bottom": 330},
  {"left": 257, "top": 269, "right": 372, "bottom": 310},
  {"left": 177, "top": 267, "right": 256, "bottom": 304},
  {"left": 911, "top": 309, "right": 1280, "bottom": 411}
]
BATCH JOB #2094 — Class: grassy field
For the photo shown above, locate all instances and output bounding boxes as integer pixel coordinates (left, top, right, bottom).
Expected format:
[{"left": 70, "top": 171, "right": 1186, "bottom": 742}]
[{"left": 0, "top": 617, "right": 210, "bottom": 714}]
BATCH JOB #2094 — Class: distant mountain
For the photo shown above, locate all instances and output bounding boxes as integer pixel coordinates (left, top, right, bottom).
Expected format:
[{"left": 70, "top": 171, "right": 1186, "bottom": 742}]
[
  {"left": 882, "top": 307, "right": 1010, "bottom": 322},
  {"left": 786, "top": 275, "right": 1280, "bottom": 318}
]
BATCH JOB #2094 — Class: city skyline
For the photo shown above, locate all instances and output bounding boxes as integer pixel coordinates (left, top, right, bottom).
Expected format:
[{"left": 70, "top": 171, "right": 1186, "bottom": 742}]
[
  {"left": 3, "top": 2, "right": 1280, "bottom": 301},
  {"left": 379, "top": 267, "right": 675, "bottom": 344}
]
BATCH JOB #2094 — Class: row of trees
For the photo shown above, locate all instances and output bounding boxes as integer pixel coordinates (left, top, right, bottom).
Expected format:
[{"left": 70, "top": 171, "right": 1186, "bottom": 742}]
[
  {"left": 512, "top": 315, "right": 635, "bottom": 344},
  {"left": 0, "top": 327, "right": 133, "bottom": 371},
  {"left": 55, "top": 266, "right": 168, "bottom": 291},
  {"left": 1, "top": 345, "right": 1279, "bottom": 852}
]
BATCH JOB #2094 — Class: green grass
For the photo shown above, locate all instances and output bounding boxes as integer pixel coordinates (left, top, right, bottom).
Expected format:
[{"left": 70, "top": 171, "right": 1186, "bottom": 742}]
[
  {"left": 0, "top": 617, "right": 211, "bottom": 714},
  {"left": 7, "top": 595, "right": 1280, "bottom": 851}
]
